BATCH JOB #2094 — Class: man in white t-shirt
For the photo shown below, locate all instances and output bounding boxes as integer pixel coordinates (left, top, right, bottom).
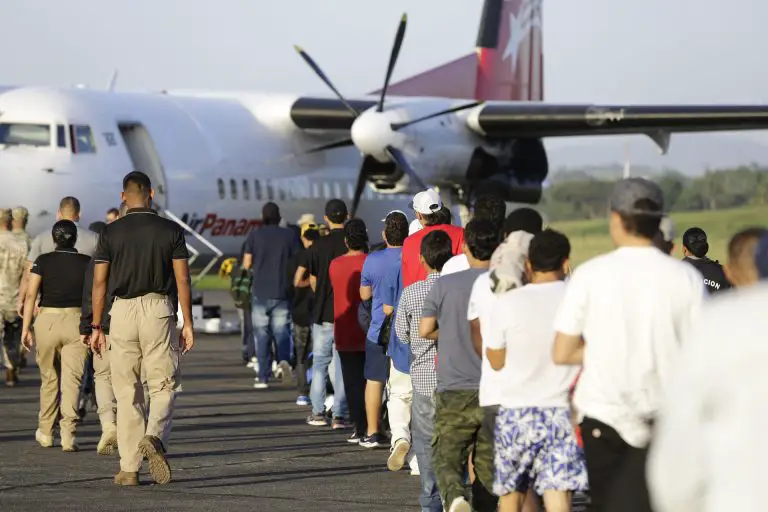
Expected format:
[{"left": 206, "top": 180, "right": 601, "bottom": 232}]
[
  {"left": 487, "top": 229, "right": 586, "bottom": 512},
  {"left": 552, "top": 178, "right": 705, "bottom": 512},
  {"left": 647, "top": 234, "right": 768, "bottom": 512}
]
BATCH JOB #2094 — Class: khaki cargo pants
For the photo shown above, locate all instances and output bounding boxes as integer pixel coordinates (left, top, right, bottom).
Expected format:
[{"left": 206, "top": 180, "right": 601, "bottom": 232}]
[
  {"left": 34, "top": 307, "right": 88, "bottom": 442},
  {"left": 109, "top": 293, "right": 181, "bottom": 473}
]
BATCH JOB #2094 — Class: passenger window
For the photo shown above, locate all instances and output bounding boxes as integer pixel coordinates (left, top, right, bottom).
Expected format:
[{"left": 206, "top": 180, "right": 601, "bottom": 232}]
[
  {"left": 254, "top": 180, "right": 262, "bottom": 200},
  {"left": 323, "top": 183, "right": 330, "bottom": 199},
  {"left": 347, "top": 182, "right": 354, "bottom": 200},
  {"left": 71, "top": 125, "right": 96, "bottom": 153},
  {"left": 266, "top": 180, "right": 274, "bottom": 200},
  {"left": 278, "top": 181, "right": 286, "bottom": 201},
  {"left": 230, "top": 179, "right": 237, "bottom": 199},
  {"left": 0, "top": 123, "right": 50, "bottom": 147},
  {"left": 333, "top": 182, "right": 341, "bottom": 199},
  {"left": 56, "top": 125, "right": 67, "bottom": 148},
  {"left": 312, "top": 182, "right": 319, "bottom": 199},
  {"left": 243, "top": 179, "right": 250, "bottom": 200},
  {"left": 217, "top": 179, "right": 225, "bottom": 199}
]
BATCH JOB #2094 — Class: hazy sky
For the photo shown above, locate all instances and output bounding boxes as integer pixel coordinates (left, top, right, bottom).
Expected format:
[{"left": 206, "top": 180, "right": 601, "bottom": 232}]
[{"left": 2, "top": 0, "right": 767, "bottom": 149}]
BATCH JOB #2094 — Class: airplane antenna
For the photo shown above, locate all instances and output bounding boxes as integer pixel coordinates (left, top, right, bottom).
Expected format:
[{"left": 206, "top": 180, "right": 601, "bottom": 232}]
[
  {"left": 108, "top": 69, "right": 119, "bottom": 92},
  {"left": 623, "top": 140, "right": 631, "bottom": 179}
]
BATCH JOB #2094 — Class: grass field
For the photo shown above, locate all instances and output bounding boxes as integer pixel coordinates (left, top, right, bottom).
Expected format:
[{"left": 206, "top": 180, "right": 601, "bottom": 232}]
[{"left": 192, "top": 205, "right": 768, "bottom": 290}]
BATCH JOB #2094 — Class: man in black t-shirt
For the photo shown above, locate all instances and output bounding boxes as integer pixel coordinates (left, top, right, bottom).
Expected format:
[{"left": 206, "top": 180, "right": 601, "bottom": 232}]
[
  {"left": 303, "top": 199, "right": 350, "bottom": 428},
  {"left": 243, "top": 203, "right": 300, "bottom": 389},
  {"left": 290, "top": 224, "right": 319, "bottom": 406}
]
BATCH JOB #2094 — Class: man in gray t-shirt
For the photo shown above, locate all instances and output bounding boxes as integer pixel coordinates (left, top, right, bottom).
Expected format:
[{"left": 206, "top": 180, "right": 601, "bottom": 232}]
[
  {"left": 422, "top": 268, "right": 484, "bottom": 391},
  {"left": 418, "top": 219, "right": 502, "bottom": 512},
  {"left": 18, "top": 196, "right": 97, "bottom": 315}
]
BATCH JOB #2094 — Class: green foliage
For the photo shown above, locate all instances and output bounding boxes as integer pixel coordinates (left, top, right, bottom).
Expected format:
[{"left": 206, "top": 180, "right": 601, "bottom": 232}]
[{"left": 543, "top": 165, "right": 768, "bottom": 222}]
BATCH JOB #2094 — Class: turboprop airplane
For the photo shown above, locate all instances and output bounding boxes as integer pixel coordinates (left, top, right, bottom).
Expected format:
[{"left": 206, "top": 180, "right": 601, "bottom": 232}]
[{"left": 1, "top": 0, "right": 768, "bottom": 263}]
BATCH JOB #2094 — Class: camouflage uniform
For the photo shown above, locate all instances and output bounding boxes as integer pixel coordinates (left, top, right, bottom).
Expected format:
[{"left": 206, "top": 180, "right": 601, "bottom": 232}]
[
  {"left": 432, "top": 389, "right": 497, "bottom": 511},
  {"left": 10, "top": 206, "right": 31, "bottom": 252},
  {"left": 0, "top": 217, "right": 28, "bottom": 382}
]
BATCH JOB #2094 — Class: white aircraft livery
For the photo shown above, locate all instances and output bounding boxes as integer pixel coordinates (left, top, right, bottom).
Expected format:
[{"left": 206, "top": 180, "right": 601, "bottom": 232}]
[{"left": 2, "top": 1, "right": 768, "bottom": 261}]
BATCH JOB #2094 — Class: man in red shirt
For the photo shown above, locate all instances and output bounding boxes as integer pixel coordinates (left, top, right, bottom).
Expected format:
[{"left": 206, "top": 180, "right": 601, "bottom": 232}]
[
  {"left": 329, "top": 218, "right": 369, "bottom": 441},
  {"left": 402, "top": 189, "right": 465, "bottom": 287}
]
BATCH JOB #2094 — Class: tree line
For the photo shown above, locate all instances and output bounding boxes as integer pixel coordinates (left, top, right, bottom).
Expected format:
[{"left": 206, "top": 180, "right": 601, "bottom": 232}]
[{"left": 541, "top": 165, "right": 768, "bottom": 221}]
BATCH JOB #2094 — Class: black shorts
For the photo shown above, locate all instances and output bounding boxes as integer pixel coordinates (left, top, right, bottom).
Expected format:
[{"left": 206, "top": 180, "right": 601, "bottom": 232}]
[{"left": 364, "top": 340, "right": 389, "bottom": 383}]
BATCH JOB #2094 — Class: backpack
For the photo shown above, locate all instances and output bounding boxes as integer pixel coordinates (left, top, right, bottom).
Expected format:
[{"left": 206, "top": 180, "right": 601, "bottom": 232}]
[{"left": 230, "top": 266, "right": 253, "bottom": 309}]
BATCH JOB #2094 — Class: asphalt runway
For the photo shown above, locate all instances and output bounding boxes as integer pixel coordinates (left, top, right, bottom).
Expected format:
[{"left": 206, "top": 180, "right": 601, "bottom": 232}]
[{"left": 0, "top": 331, "right": 422, "bottom": 512}]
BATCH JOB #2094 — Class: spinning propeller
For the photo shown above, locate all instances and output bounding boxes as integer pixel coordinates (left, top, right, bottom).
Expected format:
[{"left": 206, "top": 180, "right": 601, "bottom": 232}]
[{"left": 293, "top": 14, "right": 481, "bottom": 217}]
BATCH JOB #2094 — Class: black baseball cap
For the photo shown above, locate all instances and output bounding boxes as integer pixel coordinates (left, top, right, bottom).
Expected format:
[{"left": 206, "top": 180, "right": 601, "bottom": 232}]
[
  {"left": 325, "top": 199, "right": 348, "bottom": 223},
  {"left": 609, "top": 178, "right": 664, "bottom": 216}
]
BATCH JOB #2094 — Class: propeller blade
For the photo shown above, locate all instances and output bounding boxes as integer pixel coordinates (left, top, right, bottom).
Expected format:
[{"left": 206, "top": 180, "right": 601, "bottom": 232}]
[
  {"left": 294, "top": 45, "right": 360, "bottom": 118},
  {"left": 350, "top": 163, "right": 369, "bottom": 219},
  {"left": 377, "top": 14, "right": 408, "bottom": 113},
  {"left": 385, "top": 145, "right": 427, "bottom": 190},
  {"left": 391, "top": 101, "right": 484, "bottom": 130}
]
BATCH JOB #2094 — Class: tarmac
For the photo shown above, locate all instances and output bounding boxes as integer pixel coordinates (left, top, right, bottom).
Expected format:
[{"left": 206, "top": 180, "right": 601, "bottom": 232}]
[{"left": 0, "top": 291, "right": 420, "bottom": 512}]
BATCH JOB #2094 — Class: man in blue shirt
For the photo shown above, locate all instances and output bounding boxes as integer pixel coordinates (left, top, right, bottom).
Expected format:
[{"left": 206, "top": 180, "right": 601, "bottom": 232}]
[
  {"left": 359, "top": 211, "right": 408, "bottom": 449},
  {"left": 243, "top": 202, "right": 300, "bottom": 389}
]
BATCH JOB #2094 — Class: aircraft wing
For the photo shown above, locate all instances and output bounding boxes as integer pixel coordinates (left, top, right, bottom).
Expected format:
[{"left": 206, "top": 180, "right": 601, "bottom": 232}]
[{"left": 466, "top": 103, "right": 768, "bottom": 153}]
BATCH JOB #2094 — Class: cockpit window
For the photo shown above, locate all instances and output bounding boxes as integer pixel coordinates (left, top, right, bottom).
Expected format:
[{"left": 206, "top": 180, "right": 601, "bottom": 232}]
[
  {"left": 56, "top": 125, "right": 67, "bottom": 148},
  {"left": 0, "top": 123, "right": 50, "bottom": 147},
  {"left": 71, "top": 125, "right": 96, "bottom": 153}
]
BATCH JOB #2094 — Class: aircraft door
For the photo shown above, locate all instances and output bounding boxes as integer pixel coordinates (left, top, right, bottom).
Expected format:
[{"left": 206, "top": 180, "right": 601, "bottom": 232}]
[{"left": 117, "top": 123, "right": 168, "bottom": 209}]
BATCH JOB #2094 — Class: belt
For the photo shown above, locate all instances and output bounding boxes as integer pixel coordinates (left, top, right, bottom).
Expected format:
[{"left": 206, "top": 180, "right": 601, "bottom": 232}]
[
  {"left": 38, "top": 307, "right": 81, "bottom": 314},
  {"left": 115, "top": 293, "right": 168, "bottom": 301}
]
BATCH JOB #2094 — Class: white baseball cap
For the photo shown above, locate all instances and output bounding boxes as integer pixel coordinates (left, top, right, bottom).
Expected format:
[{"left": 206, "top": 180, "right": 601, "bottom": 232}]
[
  {"left": 381, "top": 209, "right": 407, "bottom": 222},
  {"left": 659, "top": 216, "right": 676, "bottom": 242},
  {"left": 410, "top": 189, "right": 442, "bottom": 215},
  {"left": 408, "top": 219, "right": 423, "bottom": 235}
]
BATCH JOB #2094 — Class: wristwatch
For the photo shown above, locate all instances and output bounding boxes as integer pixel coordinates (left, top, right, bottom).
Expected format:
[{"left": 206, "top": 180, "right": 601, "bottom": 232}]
[{"left": 89, "top": 324, "right": 103, "bottom": 331}]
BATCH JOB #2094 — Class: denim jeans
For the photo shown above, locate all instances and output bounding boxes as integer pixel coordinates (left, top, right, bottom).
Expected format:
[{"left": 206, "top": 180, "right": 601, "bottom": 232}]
[
  {"left": 412, "top": 391, "right": 443, "bottom": 512},
  {"left": 251, "top": 297, "right": 292, "bottom": 383},
  {"left": 238, "top": 303, "right": 254, "bottom": 361},
  {"left": 310, "top": 322, "right": 347, "bottom": 418}
]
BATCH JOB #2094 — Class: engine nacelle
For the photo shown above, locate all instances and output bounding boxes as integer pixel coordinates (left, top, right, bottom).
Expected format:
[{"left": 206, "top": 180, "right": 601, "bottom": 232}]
[
  {"left": 465, "top": 138, "right": 549, "bottom": 204},
  {"left": 361, "top": 155, "right": 411, "bottom": 194}
]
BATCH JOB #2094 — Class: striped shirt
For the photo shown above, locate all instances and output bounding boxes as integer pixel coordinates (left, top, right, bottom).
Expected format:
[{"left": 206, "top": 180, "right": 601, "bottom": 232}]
[{"left": 395, "top": 272, "right": 439, "bottom": 396}]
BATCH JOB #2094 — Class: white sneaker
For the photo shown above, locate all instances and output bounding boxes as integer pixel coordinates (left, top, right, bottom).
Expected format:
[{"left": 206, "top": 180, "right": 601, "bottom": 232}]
[
  {"left": 448, "top": 497, "right": 471, "bottom": 512},
  {"left": 278, "top": 361, "right": 293, "bottom": 384},
  {"left": 97, "top": 429, "right": 118, "bottom": 455},
  {"left": 61, "top": 436, "right": 79, "bottom": 452},
  {"left": 387, "top": 438, "right": 411, "bottom": 472},
  {"left": 35, "top": 429, "right": 53, "bottom": 448},
  {"left": 253, "top": 382, "right": 269, "bottom": 390}
]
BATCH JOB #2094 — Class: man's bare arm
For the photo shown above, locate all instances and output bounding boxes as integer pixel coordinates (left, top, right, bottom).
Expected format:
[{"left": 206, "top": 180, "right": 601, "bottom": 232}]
[
  {"left": 553, "top": 332, "right": 585, "bottom": 365},
  {"left": 173, "top": 259, "right": 193, "bottom": 327},
  {"left": 360, "top": 285, "right": 372, "bottom": 301},
  {"left": 486, "top": 347, "right": 506, "bottom": 371},
  {"left": 383, "top": 304, "right": 394, "bottom": 316},
  {"left": 294, "top": 266, "right": 310, "bottom": 288},
  {"left": 419, "top": 316, "right": 439, "bottom": 341},
  {"left": 92, "top": 263, "right": 109, "bottom": 326},
  {"left": 309, "top": 275, "right": 317, "bottom": 293},
  {"left": 242, "top": 253, "right": 253, "bottom": 270},
  {"left": 470, "top": 318, "right": 483, "bottom": 357},
  {"left": 17, "top": 261, "right": 33, "bottom": 314}
]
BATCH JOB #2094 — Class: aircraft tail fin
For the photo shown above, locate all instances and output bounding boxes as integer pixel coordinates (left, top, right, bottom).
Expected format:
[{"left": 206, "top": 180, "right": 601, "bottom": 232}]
[{"left": 377, "top": 0, "right": 543, "bottom": 101}]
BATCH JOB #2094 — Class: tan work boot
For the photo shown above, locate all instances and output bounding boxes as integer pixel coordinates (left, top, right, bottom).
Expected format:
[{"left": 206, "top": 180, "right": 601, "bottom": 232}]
[
  {"left": 61, "top": 436, "right": 79, "bottom": 452},
  {"left": 114, "top": 471, "right": 139, "bottom": 486},
  {"left": 138, "top": 435, "right": 171, "bottom": 485},
  {"left": 35, "top": 429, "right": 54, "bottom": 448},
  {"left": 97, "top": 429, "right": 118, "bottom": 456}
]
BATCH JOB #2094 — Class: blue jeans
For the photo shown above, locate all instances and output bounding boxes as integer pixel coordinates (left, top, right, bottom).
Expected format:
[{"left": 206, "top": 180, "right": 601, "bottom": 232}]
[
  {"left": 251, "top": 297, "right": 292, "bottom": 383},
  {"left": 310, "top": 323, "right": 347, "bottom": 418},
  {"left": 413, "top": 391, "right": 443, "bottom": 512}
]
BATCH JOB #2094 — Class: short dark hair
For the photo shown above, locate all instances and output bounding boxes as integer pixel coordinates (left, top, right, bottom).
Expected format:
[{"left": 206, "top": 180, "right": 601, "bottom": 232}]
[
  {"left": 528, "top": 229, "right": 571, "bottom": 272},
  {"left": 325, "top": 199, "right": 348, "bottom": 224},
  {"left": 262, "top": 202, "right": 280, "bottom": 225},
  {"left": 464, "top": 219, "right": 501, "bottom": 261},
  {"left": 344, "top": 218, "right": 369, "bottom": 251},
  {"left": 420, "top": 230, "right": 453, "bottom": 271},
  {"left": 618, "top": 199, "right": 662, "bottom": 240},
  {"left": 59, "top": 196, "right": 81, "bottom": 215},
  {"left": 107, "top": 208, "right": 119, "bottom": 217},
  {"left": 504, "top": 207, "right": 543, "bottom": 236},
  {"left": 52, "top": 220, "right": 78, "bottom": 249},
  {"left": 728, "top": 227, "right": 767, "bottom": 262},
  {"left": 302, "top": 227, "right": 320, "bottom": 242},
  {"left": 473, "top": 195, "right": 506, "bottom": 231},
  {"left": 682, "top": 227, "right": 708, "bottom": 258},
  {"left": 384, "top": 212, "right": 408, "bottom": 247},
  {"left": 122, "top": 171, "right": 152, "bottom": 195}
]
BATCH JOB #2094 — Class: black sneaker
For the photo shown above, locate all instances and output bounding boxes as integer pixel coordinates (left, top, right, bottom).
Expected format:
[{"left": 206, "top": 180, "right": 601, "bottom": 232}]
[
  {"left": 347, "top": 431, "right": 362, "bottom": 444},
  {"left": 306, "top": 413, "right": 328, "bottom": 427},
  {"left": 359, "top": 433, "right": 388, "bottom": 449}
]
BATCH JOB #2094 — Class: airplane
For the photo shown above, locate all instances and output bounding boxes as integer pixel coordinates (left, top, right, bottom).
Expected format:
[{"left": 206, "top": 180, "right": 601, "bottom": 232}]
[{"left": 1, "top": 0, "right": 768, "bottom": 267}]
